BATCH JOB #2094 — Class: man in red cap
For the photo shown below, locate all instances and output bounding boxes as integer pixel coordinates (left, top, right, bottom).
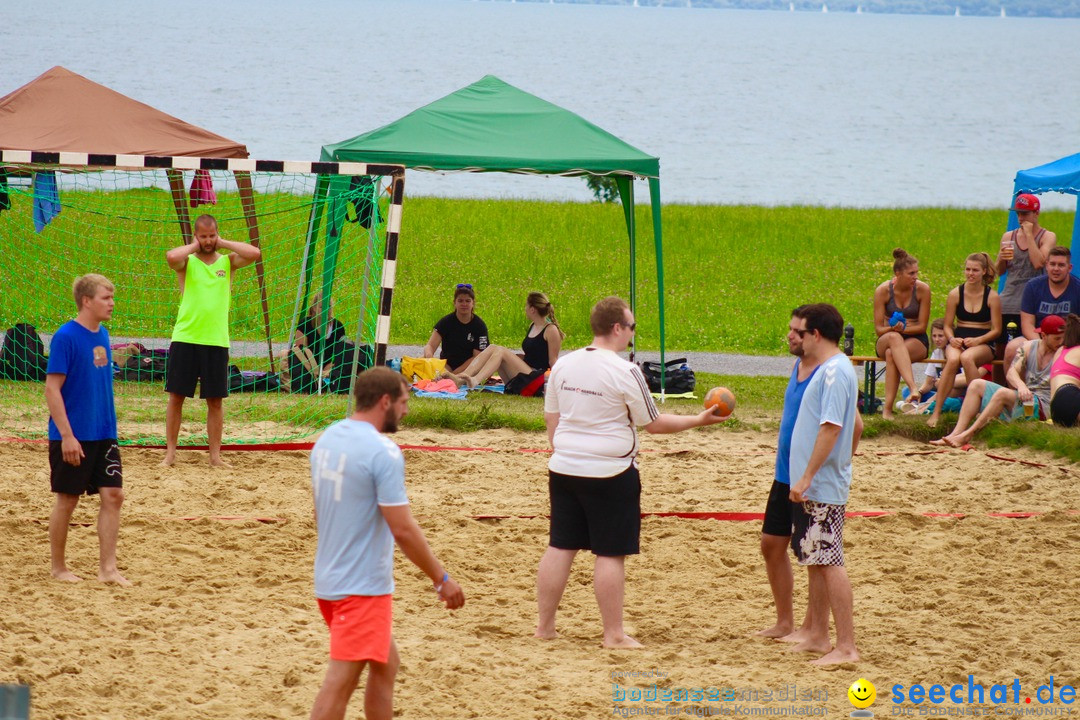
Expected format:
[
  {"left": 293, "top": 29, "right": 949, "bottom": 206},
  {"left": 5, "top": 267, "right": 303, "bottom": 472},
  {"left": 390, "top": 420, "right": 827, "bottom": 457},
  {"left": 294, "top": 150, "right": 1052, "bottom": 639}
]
[
  {"left": 932, "top": 314, "right": 1064, "bottom": 448},
  {"left": 998, "top": 193, "right": 1058, "bottom": 370}
]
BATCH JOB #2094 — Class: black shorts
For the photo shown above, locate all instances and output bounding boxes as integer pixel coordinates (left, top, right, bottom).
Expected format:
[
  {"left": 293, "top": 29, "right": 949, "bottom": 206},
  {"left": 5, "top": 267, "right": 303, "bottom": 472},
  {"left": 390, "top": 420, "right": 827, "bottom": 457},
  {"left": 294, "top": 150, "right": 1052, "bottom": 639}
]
[
  {"left": 165, "top": 341, "right": 229, "bottom": 399},
  {"left": 1051, "top": 384, "right": 1080, "bottom": 428},
  {"left": 49, "top": 439, "right": 123, "bottom": 495},
  {"left": 761, "top": 480, "right": 795, "bottom": 537},
  {"left": 548, "top": 465, "right": 641, "bottom": 556}
]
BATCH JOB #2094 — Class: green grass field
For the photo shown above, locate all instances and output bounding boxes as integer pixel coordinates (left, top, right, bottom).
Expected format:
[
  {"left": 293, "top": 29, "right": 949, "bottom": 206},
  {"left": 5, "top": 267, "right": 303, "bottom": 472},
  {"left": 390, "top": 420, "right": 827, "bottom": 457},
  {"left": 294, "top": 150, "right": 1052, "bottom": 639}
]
[
  {"left": 2, "top": 193, "right": 1077, "bottom": 456},
  {"left": 2, "top": 191, "right": 1073, "bottom": 355}
]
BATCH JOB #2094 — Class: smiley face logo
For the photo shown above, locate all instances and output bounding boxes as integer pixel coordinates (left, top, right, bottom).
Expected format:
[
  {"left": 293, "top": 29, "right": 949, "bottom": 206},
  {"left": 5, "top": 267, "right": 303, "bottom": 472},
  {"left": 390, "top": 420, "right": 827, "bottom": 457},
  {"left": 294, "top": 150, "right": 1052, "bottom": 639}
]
[{"left": 848, "top": 678, "right": 876, "bottom": 710}]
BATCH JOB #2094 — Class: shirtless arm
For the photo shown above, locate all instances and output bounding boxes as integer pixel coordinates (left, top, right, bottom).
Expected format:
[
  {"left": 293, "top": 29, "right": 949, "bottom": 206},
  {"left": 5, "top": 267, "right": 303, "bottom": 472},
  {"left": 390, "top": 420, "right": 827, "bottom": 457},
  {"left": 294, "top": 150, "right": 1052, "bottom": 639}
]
[
  {"left": 1025, "top": 226, "right": 1056, "bottom": 271},
  {"left": 545, "top": 324, "right": 562, "bottom": 368}
]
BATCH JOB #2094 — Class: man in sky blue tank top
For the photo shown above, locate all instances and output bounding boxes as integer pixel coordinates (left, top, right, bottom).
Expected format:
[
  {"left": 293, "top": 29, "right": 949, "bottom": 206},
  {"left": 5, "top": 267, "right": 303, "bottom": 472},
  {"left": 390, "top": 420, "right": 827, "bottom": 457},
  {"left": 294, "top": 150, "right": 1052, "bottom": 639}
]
[
  {"left": 44, "top": 274, "right": 130, "bottom": 586},
  {"left": 755, "top": 306, "right": 821, "bottom": 640},
  {"left": 308, "top": 367, "right": 464, "bottom": 720},
  {"left": 786, "top": 303, "right": 862, "bottom": 666}
]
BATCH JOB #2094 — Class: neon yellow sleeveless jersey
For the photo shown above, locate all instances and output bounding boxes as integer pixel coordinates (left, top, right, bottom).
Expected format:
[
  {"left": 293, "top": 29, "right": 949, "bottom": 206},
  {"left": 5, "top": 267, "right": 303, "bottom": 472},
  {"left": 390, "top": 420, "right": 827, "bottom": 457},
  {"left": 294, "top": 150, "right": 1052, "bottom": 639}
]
[{"left": 171, "top": 255, "right": 231, "bottom": 347}]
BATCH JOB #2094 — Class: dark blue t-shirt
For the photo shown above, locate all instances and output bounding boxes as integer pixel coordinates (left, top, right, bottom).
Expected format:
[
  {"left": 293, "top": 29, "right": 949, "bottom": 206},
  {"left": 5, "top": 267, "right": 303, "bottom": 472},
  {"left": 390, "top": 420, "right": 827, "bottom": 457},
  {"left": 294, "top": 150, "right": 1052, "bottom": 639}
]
[
  {"left": 46, "top": 320, "right": 117, "bottom": 441},
  {"left": 1020, "top": 276, "right": 1080, "bottom": 325},
  {"left": 774, "top": 359, "right": 818, "bottom": 485}
]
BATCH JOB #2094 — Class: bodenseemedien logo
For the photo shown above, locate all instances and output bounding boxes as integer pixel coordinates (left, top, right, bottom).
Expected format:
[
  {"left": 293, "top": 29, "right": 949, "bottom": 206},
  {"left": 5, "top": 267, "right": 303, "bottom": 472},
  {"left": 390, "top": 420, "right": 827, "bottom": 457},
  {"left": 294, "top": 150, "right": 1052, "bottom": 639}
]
[{"left": 848, "top": 678, "right": 876, "bottom": 717}]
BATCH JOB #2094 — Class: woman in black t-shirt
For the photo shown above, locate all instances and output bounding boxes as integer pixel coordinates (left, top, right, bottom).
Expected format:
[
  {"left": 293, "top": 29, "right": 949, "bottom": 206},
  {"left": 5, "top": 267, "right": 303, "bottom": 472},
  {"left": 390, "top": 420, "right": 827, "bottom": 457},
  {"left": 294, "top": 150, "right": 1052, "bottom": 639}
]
[{"left": 422, "top": 284, "right": 490, "bottom": 373}]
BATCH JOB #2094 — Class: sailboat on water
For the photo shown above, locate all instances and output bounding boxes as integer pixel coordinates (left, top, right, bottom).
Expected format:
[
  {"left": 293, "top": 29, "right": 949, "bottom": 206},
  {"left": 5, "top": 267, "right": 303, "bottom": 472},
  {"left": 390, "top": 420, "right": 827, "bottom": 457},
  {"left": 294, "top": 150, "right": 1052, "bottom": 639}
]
[
  {"left": 822, "top": 3, "right": 828, "bottom": 12},
  {"left": 955, "top": 6, "right": 961, "bottom": 16}
]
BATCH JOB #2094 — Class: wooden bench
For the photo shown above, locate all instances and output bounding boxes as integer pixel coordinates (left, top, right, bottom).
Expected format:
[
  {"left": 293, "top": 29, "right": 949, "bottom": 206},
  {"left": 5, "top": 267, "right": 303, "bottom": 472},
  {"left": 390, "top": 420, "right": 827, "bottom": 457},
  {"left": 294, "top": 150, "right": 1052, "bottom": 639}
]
[{"left": 849, "top": 355, "right": 1004, "bottom": 415}]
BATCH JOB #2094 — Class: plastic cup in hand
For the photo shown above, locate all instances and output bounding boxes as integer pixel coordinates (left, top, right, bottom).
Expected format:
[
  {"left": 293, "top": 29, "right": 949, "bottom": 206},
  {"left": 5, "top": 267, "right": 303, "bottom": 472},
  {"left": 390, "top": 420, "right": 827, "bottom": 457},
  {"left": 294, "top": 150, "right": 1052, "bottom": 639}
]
[
  {"left": 1023, "top": 399, "right": 1034, "bottom": 418},
  {"left": 1001, "top": 237, "right": 1015, "bottom": 261}
]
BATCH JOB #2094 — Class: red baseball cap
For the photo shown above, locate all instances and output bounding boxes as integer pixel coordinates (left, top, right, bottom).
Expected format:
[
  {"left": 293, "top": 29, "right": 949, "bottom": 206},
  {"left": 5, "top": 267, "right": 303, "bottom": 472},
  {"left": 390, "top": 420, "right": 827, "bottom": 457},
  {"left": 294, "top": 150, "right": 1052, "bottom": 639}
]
[
  {"left": 1013, "top": 194, "right": 1040, "bottom": 213},
  {"left": 1038, "top": 315, "right": 1065, "bottom": 335}
]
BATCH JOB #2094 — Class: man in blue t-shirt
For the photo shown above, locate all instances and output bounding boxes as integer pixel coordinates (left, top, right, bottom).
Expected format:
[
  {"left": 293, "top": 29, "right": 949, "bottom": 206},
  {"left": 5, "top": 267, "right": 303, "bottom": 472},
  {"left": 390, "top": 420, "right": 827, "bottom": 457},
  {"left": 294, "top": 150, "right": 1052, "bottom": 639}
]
[
  {"left": 755, "top": 306, "right": 821, "bottom": 640},
  {"left": 786, "top": 303, "right": 862, "bottom": 666},
  {"left": 308, "top": 367, "right": 465, "bottom": 720},
  {"left": 44, "top": 274, "right": 129, "bottom": 586},
  {"left": 1006, "top": 247, "right": 1080, "bottom": 369}
]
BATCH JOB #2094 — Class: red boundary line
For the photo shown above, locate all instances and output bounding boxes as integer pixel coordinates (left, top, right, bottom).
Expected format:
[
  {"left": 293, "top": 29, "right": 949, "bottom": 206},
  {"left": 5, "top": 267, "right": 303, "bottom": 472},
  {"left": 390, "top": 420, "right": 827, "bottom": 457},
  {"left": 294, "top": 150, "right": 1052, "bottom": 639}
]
[{"left": 472, "top": 510, "right": 1079, "bottom": 521}]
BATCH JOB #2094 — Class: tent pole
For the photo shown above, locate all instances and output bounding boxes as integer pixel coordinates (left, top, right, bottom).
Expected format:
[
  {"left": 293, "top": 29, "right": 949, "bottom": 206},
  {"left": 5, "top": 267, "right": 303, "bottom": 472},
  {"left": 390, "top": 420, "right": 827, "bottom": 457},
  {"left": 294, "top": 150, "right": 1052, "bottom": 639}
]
[
  {"left": 648, "top": 177, "right": 665, "bottom": 395},
  {"left": 375, "top": 171, "right": 406, "bottom": 366},
  {"left": 234, "top": 171, "right": 276, "bottom": 374},
  {"left": 165, "top": 169, "right": 192, "bottom": 244},
  {"left": 615, "top": 175, "right": 637, "bottom": 362},
  {"left": 1074, "top": 195, "right": 1080, "bottom": 248}
]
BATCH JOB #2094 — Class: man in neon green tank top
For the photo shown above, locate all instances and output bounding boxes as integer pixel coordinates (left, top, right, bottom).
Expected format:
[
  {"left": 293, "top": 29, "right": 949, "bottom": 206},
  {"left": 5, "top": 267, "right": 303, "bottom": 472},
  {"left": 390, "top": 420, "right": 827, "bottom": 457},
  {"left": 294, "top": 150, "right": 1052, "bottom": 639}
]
[{"left": 163, "top": 214, "right": 261, "bottom": 466}]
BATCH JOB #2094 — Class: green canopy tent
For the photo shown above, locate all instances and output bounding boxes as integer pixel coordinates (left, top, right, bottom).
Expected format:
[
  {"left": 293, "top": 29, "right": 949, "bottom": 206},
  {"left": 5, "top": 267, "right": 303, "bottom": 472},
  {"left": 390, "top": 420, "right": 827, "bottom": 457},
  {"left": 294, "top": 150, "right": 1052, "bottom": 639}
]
[{"left": 319, "top": 75, "right": 670, "bottom": 386}]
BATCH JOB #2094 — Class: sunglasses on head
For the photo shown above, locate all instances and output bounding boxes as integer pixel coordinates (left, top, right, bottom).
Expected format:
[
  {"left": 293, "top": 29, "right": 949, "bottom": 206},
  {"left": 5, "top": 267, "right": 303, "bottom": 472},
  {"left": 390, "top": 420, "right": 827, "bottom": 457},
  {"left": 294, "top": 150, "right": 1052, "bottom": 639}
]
[{"left": 456, "top": 283, "right": 473, "bottom": 289}]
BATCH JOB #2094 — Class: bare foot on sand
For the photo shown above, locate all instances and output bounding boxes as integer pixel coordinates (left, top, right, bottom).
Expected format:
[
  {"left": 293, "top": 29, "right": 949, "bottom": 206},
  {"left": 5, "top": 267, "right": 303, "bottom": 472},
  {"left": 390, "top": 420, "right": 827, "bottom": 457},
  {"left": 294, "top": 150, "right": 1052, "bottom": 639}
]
[
  {"left": 789, "top": 638, "right": 833, "bottom": 654},
  {"left": 603, "top": 634, "right": 644, "bottom": 649},
  {"left": 52, "top": 568, "right": 83, "bottom": 582},
  {"left": 778, "top": 628, "right": 812, "bottom": 644},
  {"left": 942, "top": 435, "right": 969, "bottom": 448},
  {"left": 98, "top": 570, "right": 132, "bottom": 587},
  {"left": 754, "top": 622, "right": 794, "bottom": 639},
  {"left": 209, "top": 458, "right": 232, "bottom": 468},
  {"left": 928, "top": 438, "right": 949, "bottom": 446},
  {"left": 160, "top": 454, "right": 175, "bottom": 467},
  {"left": 534, "top": 628, "right": 559, "bottom": 640},
  {"left": 811, "top": 647, "right": 860, "bottom": 666}
]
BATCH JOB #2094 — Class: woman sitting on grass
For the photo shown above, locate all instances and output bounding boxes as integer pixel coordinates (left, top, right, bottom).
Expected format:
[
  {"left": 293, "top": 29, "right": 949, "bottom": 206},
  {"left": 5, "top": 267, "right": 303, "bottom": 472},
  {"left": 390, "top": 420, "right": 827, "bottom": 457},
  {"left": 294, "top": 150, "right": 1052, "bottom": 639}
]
[
  {"left": 446, "top": 292, "right": 563, "bottom": 394},
  {"left": 874, "top": 247, "right": 931, "bottom": 419},
  {"left": 1049, "top": 314, "right": 1080, "bottom": 427},
  {"left": 927, "top": 252, "right": 1001, "bottom": 428}
]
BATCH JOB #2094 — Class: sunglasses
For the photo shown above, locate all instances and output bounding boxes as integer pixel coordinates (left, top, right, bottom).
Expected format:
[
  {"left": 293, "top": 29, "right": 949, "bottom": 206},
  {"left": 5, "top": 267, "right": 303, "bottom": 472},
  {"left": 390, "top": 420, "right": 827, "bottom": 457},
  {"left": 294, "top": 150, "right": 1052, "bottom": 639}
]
[
  {"left": 456, "top": 283, "right": 473, "bottom": 289},
  {"left": 614, "top": 321, "right": 636, "bottom": 332}
]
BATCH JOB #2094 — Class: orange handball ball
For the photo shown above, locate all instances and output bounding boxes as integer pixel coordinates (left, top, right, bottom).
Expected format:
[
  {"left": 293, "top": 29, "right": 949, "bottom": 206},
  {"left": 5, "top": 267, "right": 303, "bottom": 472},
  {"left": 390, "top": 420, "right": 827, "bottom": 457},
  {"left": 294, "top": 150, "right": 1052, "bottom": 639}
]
[{"left": 704, "top": 387, "right": 736, "bottom": 416}]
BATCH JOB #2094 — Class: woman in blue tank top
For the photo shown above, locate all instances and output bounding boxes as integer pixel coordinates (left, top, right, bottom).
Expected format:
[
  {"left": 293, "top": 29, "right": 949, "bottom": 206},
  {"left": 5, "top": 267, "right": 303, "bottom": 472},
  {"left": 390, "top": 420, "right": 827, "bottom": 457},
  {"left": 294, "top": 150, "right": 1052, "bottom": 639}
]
[
  {"left": 444, "top": 292, "right": 564, "bottom": 393},
  {"left": 873, "top": 248, "right": 932, "bottom": 419}
]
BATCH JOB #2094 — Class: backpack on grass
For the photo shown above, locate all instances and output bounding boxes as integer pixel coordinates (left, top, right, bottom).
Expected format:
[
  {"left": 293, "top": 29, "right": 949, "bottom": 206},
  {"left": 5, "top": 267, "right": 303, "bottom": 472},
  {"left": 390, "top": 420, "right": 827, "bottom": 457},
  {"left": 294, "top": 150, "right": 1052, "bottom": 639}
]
[
  {"left": 0, "top": 323, "right": 48, "bottom": 382},
  {"left": 639, "top": 358, "right": 696, "bottom": 395}
]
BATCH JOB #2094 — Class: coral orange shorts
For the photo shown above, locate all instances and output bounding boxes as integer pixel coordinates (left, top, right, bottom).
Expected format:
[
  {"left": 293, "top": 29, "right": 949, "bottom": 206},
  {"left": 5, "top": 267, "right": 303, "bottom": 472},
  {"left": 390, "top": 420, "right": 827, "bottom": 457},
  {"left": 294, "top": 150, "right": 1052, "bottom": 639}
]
[{"left": 317, "top": 595, "right": 393, "bottom": 663}]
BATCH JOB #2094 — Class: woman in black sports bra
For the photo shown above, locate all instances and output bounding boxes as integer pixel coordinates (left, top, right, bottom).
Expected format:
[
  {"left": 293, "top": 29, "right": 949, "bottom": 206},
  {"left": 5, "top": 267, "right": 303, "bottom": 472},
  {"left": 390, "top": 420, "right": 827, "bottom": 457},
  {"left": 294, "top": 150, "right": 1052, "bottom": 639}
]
[
  {"left": 928, "top": 252, "right": 1002, "bottom": 428},
  {"left": 445, "top": 292, "right": 564, "bottom": 392},
  {"left": 874, "top": 248, "right": 932, "bottom": 419}
]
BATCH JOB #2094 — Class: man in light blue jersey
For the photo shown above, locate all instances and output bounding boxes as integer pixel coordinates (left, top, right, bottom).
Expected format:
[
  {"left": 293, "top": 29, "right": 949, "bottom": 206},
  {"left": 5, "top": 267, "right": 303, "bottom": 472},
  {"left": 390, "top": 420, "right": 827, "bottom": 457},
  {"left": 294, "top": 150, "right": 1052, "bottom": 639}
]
[
  {"left": 786, "top": 303, "right": 862, "bottom": 666},
  {"left": 309, "top": 367, "right": 465, "bottom": 720}
]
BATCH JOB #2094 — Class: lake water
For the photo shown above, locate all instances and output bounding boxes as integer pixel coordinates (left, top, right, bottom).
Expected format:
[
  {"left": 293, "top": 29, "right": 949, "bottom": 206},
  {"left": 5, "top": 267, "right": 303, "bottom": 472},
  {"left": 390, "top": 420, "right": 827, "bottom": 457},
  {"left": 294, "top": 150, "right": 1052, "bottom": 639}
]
[{"left": 4, "top": 0, "right": 1080, "bottom": 209}]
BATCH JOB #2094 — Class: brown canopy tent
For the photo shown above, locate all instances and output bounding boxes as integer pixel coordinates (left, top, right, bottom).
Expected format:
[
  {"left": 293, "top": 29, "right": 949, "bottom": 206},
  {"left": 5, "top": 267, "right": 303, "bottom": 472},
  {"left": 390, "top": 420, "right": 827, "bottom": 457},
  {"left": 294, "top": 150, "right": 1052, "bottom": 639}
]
[{"left": 0, "top": 66, "right": 276, "bottom": 369}]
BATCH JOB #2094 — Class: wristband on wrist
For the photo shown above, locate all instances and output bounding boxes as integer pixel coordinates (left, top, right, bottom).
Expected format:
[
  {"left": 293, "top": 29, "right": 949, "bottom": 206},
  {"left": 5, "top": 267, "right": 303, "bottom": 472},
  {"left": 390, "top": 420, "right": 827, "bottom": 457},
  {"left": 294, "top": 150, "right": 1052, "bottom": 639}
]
[{"left": 435, "top": 572, "right": 450, "bottom": 593}]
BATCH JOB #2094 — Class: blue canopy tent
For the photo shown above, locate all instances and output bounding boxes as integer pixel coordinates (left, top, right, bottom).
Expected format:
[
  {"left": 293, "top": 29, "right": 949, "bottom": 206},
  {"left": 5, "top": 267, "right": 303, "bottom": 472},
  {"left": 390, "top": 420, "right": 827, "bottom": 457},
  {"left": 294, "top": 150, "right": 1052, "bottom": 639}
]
[{"left": 1008, "top": 152, "right": 1080, "bottom": 244}]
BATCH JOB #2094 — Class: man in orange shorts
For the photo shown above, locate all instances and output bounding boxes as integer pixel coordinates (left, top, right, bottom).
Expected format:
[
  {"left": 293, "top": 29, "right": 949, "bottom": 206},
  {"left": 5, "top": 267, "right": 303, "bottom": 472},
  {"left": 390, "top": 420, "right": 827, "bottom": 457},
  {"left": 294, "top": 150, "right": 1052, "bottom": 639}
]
[{"left": 308, "top": 367, "right": 465, "bottom": 720}]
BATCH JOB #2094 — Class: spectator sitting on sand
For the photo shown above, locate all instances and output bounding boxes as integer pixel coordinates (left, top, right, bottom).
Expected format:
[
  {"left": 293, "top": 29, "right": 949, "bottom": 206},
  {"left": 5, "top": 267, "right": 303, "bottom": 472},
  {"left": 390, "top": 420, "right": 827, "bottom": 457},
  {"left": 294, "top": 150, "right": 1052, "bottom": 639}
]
[
  {"left": 927, "top": 253, "right": 1001, "bottom": 428},
  {"left": 931, "top": 315, "right": 1062, "bottom": 447},
  {"left": 444, "top": 292, "right": 563, "bottom": 394},
  {"left": 422, "top": 283, "right": 488, "bottom": 374},
  {"left": 873, "top": 248, "right": 931, "bottom": 419}
]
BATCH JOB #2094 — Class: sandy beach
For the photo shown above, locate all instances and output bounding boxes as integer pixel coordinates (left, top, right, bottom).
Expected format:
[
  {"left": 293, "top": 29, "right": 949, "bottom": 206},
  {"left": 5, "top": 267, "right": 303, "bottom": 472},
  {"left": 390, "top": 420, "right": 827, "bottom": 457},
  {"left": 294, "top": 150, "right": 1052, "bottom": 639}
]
[{"left": 2, "top": 427, "right": 1078, "bottom": 718}]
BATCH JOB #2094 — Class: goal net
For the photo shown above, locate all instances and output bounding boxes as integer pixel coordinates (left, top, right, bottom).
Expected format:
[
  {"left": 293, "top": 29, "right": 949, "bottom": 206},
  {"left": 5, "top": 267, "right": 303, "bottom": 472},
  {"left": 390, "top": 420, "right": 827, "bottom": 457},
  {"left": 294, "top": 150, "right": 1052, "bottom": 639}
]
[{"left": 0, "top": 152, "right": 405, "bottom": 446}]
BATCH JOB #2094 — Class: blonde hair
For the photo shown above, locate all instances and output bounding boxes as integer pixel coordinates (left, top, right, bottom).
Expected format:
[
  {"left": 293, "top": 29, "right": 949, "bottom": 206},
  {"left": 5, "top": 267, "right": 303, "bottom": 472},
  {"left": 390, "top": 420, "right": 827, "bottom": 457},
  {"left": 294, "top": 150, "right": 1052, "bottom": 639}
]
[
  {"left": 72, "top": 274, "right": 115, "bottom": 311},
  {"left": 966, "top": 252, "right": 996, "bottom": 287},
  {"left": 527, "top": 292, "right": 565, "bottom": 339}
]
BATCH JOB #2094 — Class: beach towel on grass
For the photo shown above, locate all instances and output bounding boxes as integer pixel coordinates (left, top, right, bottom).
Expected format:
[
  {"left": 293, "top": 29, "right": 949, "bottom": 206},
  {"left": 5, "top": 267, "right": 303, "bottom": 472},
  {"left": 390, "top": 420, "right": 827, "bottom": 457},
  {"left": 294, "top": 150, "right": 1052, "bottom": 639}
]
[{"left": 412, "top": 378, "right": 467, "bottom": 399}]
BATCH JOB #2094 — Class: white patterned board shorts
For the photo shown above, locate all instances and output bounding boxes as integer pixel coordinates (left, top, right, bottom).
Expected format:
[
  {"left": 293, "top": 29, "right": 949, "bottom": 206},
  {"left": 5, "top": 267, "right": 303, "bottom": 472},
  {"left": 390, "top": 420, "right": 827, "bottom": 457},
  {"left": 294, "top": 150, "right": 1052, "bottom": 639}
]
[{"left": 791, "top": 500, "right": 846, "bottom": 566}]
